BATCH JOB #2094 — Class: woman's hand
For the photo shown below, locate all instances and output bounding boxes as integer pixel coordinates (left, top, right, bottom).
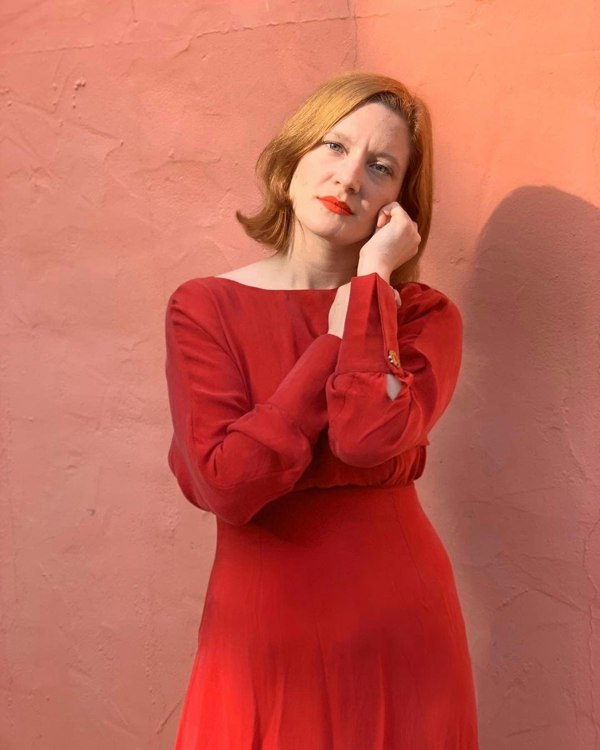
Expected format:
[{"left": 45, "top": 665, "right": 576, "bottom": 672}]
[
  {"left": 358, "top": 201, "right": 421, "bottom": 277},
  {"left": 328, "top": 202, "right": 411, "bottom": 337}
]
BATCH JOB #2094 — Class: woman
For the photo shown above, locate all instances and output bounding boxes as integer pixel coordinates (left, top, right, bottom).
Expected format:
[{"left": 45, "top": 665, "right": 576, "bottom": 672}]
[{"left": 165, "top": 71, "right": 479, "bottom": 749}]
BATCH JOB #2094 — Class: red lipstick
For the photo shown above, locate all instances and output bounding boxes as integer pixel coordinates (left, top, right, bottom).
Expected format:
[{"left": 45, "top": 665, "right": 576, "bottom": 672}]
[{"left": 318, "top": 196, "right": 353, "bottom": 216}]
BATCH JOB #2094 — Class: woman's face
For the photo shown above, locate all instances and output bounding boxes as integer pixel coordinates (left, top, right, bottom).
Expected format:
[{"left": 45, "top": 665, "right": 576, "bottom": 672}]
[{"left": 288, "top": 101, "right": 411, "bottom": 248}]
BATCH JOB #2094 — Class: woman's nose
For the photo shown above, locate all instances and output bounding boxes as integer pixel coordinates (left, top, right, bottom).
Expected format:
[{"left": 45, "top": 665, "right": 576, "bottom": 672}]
[{"left": 335, "top": 158, "right": 362, "bottom": 193}]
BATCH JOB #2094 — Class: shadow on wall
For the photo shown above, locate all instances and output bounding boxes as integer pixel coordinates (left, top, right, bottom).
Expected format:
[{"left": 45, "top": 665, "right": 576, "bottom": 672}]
[{"left": 450, "top": 186, "right": 600, "bottom": 748}]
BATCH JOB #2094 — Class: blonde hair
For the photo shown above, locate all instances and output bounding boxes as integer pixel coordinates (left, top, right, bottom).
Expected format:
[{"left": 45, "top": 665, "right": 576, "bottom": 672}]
[{"left": 235, "top": 71, "right": 434, "bottom": 285}]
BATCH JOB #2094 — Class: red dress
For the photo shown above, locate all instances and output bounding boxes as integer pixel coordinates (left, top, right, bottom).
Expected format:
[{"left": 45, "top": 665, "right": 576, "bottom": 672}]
[{"left": 164, "top": 271, "right": 479, "bottom": 749}]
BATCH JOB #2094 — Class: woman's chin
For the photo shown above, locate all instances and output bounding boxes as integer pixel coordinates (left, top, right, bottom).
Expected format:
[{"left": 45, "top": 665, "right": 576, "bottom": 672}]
[{"left": 306, "top": 220, "right": 363, "bottom": 240}]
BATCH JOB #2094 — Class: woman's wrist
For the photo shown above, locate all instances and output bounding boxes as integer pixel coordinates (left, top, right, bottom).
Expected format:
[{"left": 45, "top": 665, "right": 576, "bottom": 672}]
[{"left": 355, "top": 263, "right": 392, "bottom": 284}]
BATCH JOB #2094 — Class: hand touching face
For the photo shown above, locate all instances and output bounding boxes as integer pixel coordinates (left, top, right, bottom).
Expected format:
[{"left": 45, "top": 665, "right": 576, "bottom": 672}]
[{"left": 359, "top": 200, "right": 421, "bottom": 275}]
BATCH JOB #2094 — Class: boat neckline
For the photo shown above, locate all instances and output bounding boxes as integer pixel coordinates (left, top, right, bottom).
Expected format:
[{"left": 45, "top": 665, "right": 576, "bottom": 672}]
[{"left": 211, "top": 276, "right": 341, "bottom": 292}]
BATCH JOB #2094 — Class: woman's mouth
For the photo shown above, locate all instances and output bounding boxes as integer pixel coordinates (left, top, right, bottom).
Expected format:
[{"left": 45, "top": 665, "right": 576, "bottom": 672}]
[{"left": 317, "top": 197, "right": 353, "bottom": 216}]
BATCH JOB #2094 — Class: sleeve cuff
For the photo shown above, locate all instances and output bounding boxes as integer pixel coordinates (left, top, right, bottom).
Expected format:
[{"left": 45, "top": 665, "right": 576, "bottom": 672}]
[{"left": 337, "top": 272, "right": 414, "bottom": 386}]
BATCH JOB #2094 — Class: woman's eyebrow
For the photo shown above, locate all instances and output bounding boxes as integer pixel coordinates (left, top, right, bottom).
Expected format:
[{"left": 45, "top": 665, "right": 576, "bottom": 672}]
[{"left": 327, "top": 130, "right": 400, "bottom": 168}]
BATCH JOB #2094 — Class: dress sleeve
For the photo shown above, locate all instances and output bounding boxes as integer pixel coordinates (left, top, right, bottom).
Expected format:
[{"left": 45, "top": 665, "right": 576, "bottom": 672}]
[
  {"left": 325, "top": 272, "right": 463, "bottom": 468},
  {"left": 165, "top": 280, "right": 341, "bottom": 526}
]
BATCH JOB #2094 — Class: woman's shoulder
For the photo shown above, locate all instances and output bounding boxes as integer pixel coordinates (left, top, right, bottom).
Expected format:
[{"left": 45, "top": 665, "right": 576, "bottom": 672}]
[
  {"left": 395, "top": 278, "right": 455, "bottom": 300},
  {"left": 395, "top": 280, "right": 462, "bottom": 324},
  {"left": 168, "top": 275, "right": 215, "bottom": 304},
  {"left": 166, "top": 265, "right": 275, "bottom": 337},
  {"left": 165, "top": 275, "right": 227, "bottom": 331},
  {"left": 169, "top": 261, "right": 278, "bottom": 299}
]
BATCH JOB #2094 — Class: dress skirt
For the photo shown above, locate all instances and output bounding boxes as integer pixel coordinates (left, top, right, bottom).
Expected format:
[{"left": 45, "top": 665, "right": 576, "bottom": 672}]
[{"left": 174, "top": 483, "right": 479, "bottom": 749}]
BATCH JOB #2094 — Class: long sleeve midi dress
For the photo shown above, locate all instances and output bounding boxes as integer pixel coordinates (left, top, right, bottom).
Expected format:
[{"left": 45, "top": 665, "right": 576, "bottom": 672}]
[{"left": 164, "top": 270, "right": 479, "bottom": 749}]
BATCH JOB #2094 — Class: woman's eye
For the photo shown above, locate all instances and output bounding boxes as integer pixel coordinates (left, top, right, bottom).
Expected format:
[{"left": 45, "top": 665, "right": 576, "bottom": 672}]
[
  {"left": 323, "top": 141, "right": 344, "bottom": 152},
  {"left": 373, "top": 163, "right": 393, "bottom": 177}
]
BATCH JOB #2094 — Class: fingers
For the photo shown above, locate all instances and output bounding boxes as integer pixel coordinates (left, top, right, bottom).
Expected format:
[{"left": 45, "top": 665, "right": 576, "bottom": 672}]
[
  {"left": 378, "top": 202, "right": 419, "bottom": 233},
  {"left": 376, "top": 207, "right": 393, "bottom": 228}
]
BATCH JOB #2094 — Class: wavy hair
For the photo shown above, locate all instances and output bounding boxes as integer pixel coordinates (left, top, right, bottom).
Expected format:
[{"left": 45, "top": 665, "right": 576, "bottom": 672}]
[{"left": 235, "top": 71, "right": 434, "bottom": 284}]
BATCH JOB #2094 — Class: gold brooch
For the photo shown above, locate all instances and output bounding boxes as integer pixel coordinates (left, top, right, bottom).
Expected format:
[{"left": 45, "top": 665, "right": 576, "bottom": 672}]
[{"left": 387, "top": 349, "right": 400, "bottom": 368}]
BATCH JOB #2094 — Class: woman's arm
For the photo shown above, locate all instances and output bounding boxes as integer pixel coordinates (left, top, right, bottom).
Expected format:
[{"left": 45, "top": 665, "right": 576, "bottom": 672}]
[
  {"left": 325, "top": 271, "right": 463, "bottom": 467},
  {"left": 165, "top": 280, "right": 341, "bottom": 526}
]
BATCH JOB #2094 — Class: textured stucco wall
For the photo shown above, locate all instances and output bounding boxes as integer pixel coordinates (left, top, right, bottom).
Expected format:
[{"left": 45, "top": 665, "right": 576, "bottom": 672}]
[{"left": 1, "top": 1, "right": 598, "bottom": 748}]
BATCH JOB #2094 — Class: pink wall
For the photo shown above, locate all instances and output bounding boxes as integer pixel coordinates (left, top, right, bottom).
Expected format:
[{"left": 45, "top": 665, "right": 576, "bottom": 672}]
[{"left": 1, "top": 1, "right": 598, "bottom": 748}]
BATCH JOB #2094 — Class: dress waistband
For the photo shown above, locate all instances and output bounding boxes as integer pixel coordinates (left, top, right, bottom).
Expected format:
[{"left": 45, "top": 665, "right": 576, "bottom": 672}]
[
  {"left": 217, "top": 482, "right": 422, "bottom": 545},
  {"left": 285, "top": 481, "right": 416, "bottom": 499}
]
